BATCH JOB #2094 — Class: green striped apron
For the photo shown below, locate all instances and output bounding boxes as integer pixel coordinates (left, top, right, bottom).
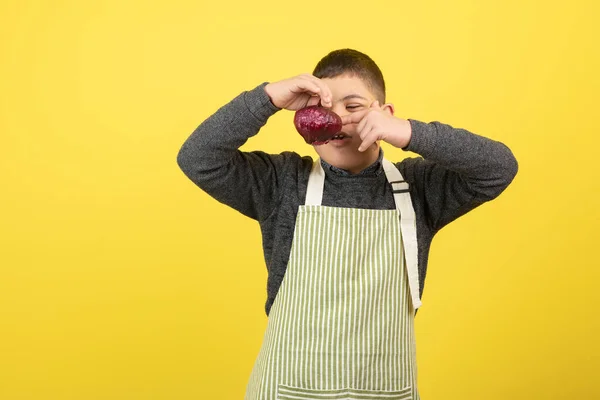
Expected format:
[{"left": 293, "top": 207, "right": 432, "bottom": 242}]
[{"left": 245, "top": 158, "right": 422, "bottom": 400}]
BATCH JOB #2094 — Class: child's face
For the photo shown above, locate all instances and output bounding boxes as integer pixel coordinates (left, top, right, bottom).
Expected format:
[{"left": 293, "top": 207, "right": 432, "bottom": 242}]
[{"left": 314, "top": 74, "right": 393, "bottom": 174}]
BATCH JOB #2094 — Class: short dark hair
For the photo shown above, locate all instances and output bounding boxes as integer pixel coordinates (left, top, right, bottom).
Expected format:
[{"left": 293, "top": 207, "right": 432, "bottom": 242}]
[{"left": 313, "top": 49, "right": 386, "bottom": 103}]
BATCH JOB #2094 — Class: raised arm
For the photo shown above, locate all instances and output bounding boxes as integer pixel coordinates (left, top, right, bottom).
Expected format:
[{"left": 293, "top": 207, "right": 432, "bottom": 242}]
[
  {"left": 340, "top": 105, "right": 518, "bottom": 232},
  {"left": 176, "top": 75, "right": 334, "bottom": 221},
  {"left": 400, "top": 120, "right": 519, "bottom": 232}
]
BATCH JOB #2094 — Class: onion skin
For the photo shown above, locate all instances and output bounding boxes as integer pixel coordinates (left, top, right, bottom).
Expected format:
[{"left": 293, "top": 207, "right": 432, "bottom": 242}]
[{"left": 294, "top": 106, "right": 343, "bottom": 145}]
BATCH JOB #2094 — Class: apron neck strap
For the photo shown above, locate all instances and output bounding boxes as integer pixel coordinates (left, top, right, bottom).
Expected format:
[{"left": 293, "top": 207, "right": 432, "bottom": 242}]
[
  {"left": 305, "top": 159, "right": 326, "bottom": 206},
  {"left": 306, "top": 158, "right": 406, "bottom": 207},
  {"left": 382, "top": 159, "right": 410, "bottom": 205}
]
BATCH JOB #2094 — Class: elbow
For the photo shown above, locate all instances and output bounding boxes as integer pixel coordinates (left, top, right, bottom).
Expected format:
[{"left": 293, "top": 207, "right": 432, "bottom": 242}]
[
  {"left": 488, "top": 144, "right": 519, "bottom": 199},
  {"left": 501, "top": 144, "right": 519, "bottom": 187},
  {"left": 176, "top": 140, "right": 223, "bottom": 191},
  {"left": 176, "top": 143, "right": 209, "bottom": 191},
  {"left": 176, "top": 144, "right": 189, "bottom": 175},
  {"left": 472, "top": 144, "right": 519, "bottom": 201},
  {"left": 176, "top": 141, "right": 198, "bottom": 180}
]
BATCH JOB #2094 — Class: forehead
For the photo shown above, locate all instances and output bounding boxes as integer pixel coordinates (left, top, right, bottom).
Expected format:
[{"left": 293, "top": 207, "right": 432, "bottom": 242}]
[{"left": 321, "top": 74, "right": 376, "bottom": 100}]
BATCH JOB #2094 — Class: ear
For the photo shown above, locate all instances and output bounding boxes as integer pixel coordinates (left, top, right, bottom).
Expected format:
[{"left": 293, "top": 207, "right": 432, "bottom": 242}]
[{"left": 382, "top": 103, "right": 395, "bottom": 115}]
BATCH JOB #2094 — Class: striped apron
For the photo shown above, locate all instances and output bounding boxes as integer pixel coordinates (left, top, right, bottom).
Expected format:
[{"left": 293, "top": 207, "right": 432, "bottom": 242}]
[{"left": 245, "top": 158, "right": 421, "bottom": 400}]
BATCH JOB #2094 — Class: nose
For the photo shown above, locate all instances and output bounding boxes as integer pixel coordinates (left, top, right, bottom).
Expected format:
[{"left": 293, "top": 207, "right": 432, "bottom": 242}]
[
  {"left": 331, "top": 103, "right": 349, "bottom": 119},
  {"left": 330, "top": 104, "right": 355, "bottom": 134}
]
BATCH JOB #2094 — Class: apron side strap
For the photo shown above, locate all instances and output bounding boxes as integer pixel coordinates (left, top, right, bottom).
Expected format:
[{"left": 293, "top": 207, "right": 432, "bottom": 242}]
[{"left": 383, "top": 159, "right": 422, "bottom": 310}]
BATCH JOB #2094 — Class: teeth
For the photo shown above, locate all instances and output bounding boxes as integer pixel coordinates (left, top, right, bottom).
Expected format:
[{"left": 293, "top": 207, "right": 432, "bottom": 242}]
[{"left": 311, "top": 134, "right": 347, "bottom": 145}]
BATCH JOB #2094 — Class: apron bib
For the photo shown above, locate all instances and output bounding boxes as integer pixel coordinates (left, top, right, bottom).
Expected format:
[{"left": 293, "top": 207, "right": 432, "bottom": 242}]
[{"left": 245, "top": 159, "right": 421, "bottom": 400}]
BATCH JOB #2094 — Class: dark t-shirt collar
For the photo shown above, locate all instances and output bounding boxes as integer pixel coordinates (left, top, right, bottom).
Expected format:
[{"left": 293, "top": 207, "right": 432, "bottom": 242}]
[{"left": 319, "top": 148, "right": 384, "bottom": 177}]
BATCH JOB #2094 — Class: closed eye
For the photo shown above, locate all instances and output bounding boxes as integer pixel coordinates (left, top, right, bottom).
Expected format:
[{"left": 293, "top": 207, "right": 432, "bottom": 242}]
[{"left": 346, "top": 104, "right": 362, "bottom": 110}]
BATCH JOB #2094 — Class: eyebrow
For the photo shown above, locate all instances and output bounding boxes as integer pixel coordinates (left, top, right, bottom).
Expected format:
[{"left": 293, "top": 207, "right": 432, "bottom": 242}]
[{"left": 341, "top": 94, "right": 368, "bottom": 101}]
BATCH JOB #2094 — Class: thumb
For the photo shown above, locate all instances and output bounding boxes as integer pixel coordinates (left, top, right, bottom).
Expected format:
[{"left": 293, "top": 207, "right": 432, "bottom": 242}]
[
  {"left": 341, "top": 109, "right": 369, "bottom": 125},
  {"left": 370, "top": 100, "right": 381, "bottom": 109}
]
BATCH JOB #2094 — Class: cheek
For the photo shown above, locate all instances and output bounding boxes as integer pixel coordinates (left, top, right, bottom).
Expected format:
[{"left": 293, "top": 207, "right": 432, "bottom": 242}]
[
  {"left": 346, "top": 125, "right": 359, "bottom": 136},
  {"left": 331, "top": 104, "right": 347, "bottom": 117},
  {"left": 343, "top": 118, "right": 360, "bottom": 134}
]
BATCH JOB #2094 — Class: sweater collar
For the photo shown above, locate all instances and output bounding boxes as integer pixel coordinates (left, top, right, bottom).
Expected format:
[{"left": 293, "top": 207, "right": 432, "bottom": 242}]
[{"left": 320, "top": 148, "right": 384, "bottom": 177}]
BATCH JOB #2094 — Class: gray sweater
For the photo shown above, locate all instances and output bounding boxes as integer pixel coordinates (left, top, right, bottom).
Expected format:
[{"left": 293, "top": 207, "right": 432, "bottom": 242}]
[{"left": 176, "top": 82, "right": 519, "bottom": 316}]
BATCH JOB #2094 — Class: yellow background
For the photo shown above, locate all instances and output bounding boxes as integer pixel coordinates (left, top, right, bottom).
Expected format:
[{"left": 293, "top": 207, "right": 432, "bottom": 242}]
[{"left": 1, "top": 0, "right": 599, "bottom": 399}]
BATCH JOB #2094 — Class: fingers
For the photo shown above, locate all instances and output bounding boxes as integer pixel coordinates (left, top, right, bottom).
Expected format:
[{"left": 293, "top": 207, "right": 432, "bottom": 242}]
[
  {"left": 293, "top": 78, "right": 321, "bottom": 96},
  {"left": 341, "top": 109, "right": 370, "bottom": 125},
  {"left": 358, "top": 125, "right": 379, "bottom": 152},
  {"left": 291, "top": 82, "right": 321, "bottom": 108},
  {"left": 299, "top": 74, "right": 332, "bottom": 107},
  {"left": 356, "top": 113, "right": 371, "bottom": 139},
  {"left": 307, "top": 96, "right": 321, "bottom": 107},
  {"left": 311, "top": 76, "right": 332, "bottom": 107},
  {"left": 342, "top": 101, "right": 382, "bottom": 125},
  {"left": 357, "top": 103, "right": 381, "bottom": 152},
  {"left": 358, "top": 117, "right": 374, "bottom": 140},
  {"left": 359, "top": 102, "right": 380, "bottom": 134}
]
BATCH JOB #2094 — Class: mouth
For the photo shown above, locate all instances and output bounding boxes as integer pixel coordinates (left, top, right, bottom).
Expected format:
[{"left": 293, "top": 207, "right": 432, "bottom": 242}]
[{"left": 312, "top": 132, "right": 351, "bottom": 146}]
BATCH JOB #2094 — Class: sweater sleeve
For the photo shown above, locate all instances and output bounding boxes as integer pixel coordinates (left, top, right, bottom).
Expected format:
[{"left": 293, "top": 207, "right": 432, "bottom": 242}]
[
  {"left": 176, "top": 82, "right": 293, "bottom": 221},
  {"left": 399, "top": 120, "right": 519, "bottom": 232}
]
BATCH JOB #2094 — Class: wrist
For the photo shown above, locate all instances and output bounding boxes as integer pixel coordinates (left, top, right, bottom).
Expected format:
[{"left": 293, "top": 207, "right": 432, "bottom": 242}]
[
  {"left": 393, "top": 118, "right": 412, "bottom": 150},
  {"left": 245, "top": 82, "right": 281, "bottom": 122},
  {"left": 263, "top": 83, "right": 280, "bottom": 108},
  {"left": 402, "top": 119, "right": 412, "bottom": 149}
]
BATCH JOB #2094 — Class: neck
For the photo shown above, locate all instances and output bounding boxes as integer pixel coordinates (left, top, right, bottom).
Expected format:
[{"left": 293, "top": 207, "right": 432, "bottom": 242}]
[{"left": 324, "top": 147, "right": 381, "bottom": 175}]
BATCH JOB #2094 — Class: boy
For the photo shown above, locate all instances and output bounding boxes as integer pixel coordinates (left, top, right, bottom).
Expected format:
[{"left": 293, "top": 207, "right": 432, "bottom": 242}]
[{"left": 177, "top": 49, "right": 518, "bottom": 400}]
